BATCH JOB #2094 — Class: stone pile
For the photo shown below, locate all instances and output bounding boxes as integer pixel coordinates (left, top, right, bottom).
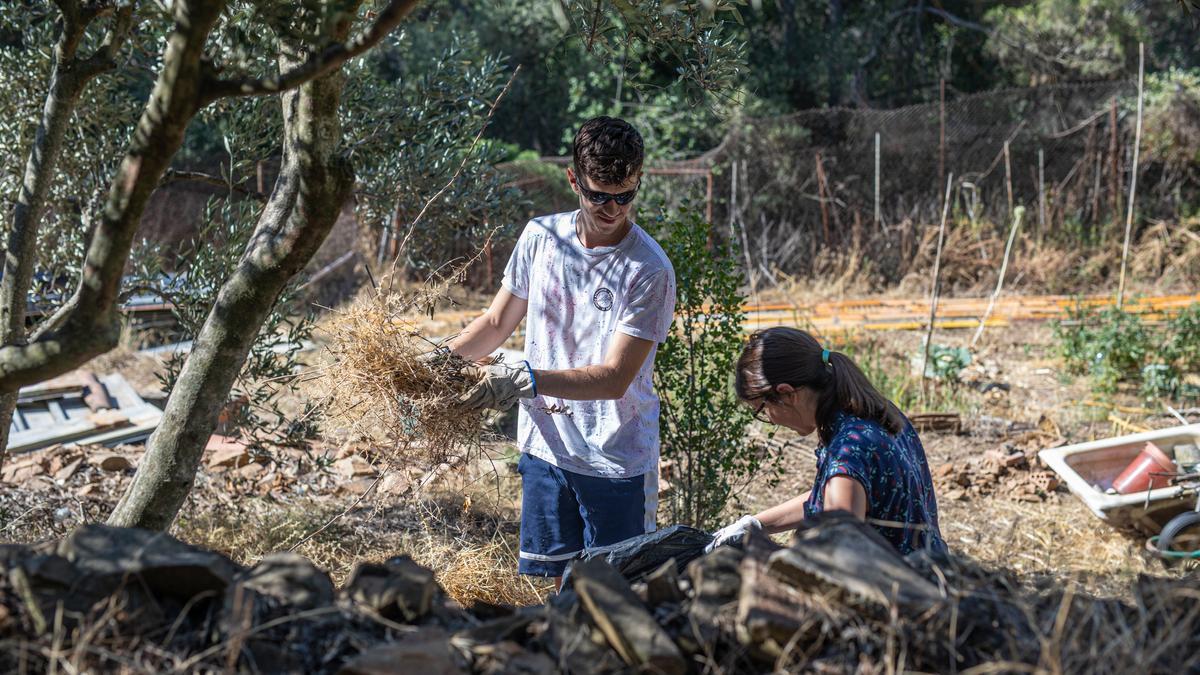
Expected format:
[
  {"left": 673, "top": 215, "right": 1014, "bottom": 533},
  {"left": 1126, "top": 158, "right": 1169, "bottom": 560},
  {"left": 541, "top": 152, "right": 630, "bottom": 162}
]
[
  {"left": 1, "top": 516, "right": 1197, "bottom": 674},
  {"left": 935, "top": 416, "right": 1066, "bottom": 502}
]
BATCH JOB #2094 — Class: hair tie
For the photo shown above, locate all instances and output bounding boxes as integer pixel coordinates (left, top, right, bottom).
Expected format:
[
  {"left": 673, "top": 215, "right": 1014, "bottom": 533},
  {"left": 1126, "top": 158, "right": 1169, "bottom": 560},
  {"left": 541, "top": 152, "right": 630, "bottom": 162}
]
[{"left": 821, "top": 348, "right": 831, "bottom": 367}]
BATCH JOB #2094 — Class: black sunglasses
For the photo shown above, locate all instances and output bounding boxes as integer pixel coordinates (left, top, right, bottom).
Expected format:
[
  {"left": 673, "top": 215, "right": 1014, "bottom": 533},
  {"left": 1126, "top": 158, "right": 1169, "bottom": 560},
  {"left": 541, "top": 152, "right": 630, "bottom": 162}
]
[{"left": 577, "top": 178, "right": 640, "bottom": 206}]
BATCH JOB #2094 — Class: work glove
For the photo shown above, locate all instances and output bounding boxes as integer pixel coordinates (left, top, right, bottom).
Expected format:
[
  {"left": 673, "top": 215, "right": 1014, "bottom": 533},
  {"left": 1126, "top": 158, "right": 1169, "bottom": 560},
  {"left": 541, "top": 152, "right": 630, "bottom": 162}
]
[
  {"left": 458, "top": 360, "right": 536, "bottom": 412},
  {"left": 706, "top": 515, "right": 762, "bottom": 553}
]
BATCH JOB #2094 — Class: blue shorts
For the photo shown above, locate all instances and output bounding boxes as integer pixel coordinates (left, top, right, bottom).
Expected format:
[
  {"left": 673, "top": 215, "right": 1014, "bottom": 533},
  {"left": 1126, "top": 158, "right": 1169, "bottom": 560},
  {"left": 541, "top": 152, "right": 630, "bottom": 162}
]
[{"left": 517, "top": 452, "right": 658, "bottom": 577}]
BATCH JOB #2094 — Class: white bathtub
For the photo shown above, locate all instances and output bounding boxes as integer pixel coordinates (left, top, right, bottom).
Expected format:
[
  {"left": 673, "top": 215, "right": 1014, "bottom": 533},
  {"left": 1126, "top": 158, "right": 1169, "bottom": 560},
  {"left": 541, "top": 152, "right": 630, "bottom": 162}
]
[{"left": 1038, "top": 424, "right": 1200, "bottom": 535}]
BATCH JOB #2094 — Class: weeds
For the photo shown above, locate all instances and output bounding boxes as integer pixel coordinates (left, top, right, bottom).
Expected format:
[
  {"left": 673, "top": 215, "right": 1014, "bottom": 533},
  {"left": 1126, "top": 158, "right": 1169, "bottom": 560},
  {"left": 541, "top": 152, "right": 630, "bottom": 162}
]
[
  {"left": 1054, "top": 301, "right": 1200, "bottom": 401},
  {"left": 841, "top": 334, "right": 972, "bottom": 414}
]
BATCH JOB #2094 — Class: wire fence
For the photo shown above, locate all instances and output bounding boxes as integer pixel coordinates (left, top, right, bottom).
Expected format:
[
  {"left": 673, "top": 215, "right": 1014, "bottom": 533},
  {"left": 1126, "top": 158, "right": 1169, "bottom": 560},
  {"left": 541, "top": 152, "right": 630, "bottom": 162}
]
[{"left": 481, "top": 80, "right": 1199, "bottom": 290}]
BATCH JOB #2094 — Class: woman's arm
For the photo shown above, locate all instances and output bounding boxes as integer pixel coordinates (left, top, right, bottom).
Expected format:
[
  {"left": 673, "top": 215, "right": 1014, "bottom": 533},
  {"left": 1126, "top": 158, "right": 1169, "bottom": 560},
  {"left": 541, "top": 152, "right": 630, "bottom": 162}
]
[
  {"left": 752, "top": 490, "right": 811, "bottom": 535},
  {"left": 754, "top": 475, "right": 866, "bottom": 535},
  {"left": 822, "top": 476, "right": 868, "bottom": 519}
]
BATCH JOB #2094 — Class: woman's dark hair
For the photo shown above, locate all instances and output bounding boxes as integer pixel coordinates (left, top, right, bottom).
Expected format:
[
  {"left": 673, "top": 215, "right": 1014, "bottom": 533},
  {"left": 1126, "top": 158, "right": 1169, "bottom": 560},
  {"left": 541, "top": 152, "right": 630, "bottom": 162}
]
[
  {"left": 735, "top": 327, "right": 904, "bottom": 445},
  {"left": 573, "top": 116, "right": 644, "bottom": 185}
]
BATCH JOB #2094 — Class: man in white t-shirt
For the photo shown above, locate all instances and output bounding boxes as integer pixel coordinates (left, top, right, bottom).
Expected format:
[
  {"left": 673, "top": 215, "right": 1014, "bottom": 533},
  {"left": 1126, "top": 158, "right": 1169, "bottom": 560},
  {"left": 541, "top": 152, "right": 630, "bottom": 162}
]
[{"left": 446, "top": 117, "right": 676, "bottom": 585}]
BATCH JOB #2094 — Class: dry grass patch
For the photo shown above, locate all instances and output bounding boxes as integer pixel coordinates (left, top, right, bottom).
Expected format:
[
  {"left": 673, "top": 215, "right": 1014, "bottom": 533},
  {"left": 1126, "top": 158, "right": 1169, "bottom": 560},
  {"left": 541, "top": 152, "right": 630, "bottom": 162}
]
[{"left": 172, "top": 469, "right": 551, "bottom": 607}]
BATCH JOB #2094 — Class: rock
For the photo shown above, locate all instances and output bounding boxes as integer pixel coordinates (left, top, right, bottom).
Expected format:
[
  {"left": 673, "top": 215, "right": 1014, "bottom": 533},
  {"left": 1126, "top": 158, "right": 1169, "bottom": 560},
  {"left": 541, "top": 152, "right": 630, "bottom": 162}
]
[
  {"left": 344, "top": 555, "right": 440, "bottom": 623},
  {"left": 736, "top": 552, "right": 842, "bottom": 661},
  {"left": 235, "top": 552, "right": 334, "bottom": 611},
  {"left": 687, "top": 545, "right": 744, "bottom": 630},
  {"left": 540, "top": 596, "right": 628, "bottom": 674},
  {"left": 571, "top": 557, "right": 685, "bottom": 675},
  {"left": 338, "top": 477, "right": 378, "bottom": 496},
  {"left": 643, "top": 558, "right": 685, "bottom": 607},
  {"left": 338, "top": 629, "right": 466, "bottom": 675},
  {"left": 453, "top": 612, "right": 535, "bottom": 647},
  {"left": 1, "top": 456, "right": 46, "bottom": 483},
  {"left": 57, "top": 524, "right": 240, "bottom": 605},
  {"left": 235, "top": 462, "right": 266, "bottom": 480},
  {"left": 378, "top": 472, "right": 409, "bottom": 494},
  {"left": 334, "top": 454, "right": 376, "bottom": 478},
  {"left": 469, "top": 640, "right": 557, "bottom": 675},
  {"left": 95, "top": 454, "right": 134, "bottom": 471},
  {"left": 206, "top": 436, "right": 252, "bottom": 469},
  {"left": 772, "top": 513, "right": 944, "bottom": 612},
  {"left": 53, "top": 457, "right": 83, "bottom": 482}
]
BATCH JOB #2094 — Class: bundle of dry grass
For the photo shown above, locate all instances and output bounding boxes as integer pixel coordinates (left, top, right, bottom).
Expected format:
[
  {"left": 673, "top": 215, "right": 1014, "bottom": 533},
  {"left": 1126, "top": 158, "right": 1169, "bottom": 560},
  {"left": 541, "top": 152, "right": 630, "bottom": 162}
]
[{"left": 319, "top": 282, "right": 483, "bottom": 469}]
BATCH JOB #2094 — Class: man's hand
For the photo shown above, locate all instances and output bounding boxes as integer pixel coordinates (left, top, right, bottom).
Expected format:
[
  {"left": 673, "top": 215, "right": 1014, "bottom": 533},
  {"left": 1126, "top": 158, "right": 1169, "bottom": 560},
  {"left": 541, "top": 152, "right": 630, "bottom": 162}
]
[
  {"left": 459, "top": 360, "right": 536, "bottom": 412},
  {"left": 705, "top": 515, "right": 762, "bottom": 552}
]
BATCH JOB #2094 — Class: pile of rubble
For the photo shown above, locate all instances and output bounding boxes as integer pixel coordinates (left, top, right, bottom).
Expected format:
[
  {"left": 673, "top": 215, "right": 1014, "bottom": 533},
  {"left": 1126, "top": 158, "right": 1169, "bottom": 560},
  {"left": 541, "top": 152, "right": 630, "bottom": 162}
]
[
  {"left": 934, "top": 416, "right": 1065, "bottom": 502},
  {"left": 2, "top": 516, "right": 1196, "bottom": 673}
]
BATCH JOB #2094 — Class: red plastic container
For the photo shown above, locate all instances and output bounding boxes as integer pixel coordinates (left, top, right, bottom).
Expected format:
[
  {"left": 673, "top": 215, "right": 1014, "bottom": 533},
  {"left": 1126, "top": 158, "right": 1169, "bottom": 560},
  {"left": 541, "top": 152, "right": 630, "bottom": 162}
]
[{"left": 1112, "top": 442, "right": 1178, "bottom": 494}]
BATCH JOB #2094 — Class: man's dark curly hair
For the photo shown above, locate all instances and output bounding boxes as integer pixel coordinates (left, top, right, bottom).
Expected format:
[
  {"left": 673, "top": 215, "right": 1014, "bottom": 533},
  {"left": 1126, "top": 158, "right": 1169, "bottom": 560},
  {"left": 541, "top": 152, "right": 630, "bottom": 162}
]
[{"left": 572, "top": 116, "right": 644, "bottom": 186}]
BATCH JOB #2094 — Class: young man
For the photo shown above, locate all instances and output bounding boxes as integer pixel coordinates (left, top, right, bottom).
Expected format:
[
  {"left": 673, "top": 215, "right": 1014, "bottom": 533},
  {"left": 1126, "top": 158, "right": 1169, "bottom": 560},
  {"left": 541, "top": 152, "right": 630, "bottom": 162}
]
[{"left": 447, "top": 116, "right": 676, "bottom": 584}]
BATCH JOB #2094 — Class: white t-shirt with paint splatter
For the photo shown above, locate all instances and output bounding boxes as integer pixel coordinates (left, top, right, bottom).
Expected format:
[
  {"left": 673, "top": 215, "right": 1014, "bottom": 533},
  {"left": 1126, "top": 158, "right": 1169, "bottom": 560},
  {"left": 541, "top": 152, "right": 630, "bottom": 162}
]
[{"left": 501, "top": 210, "right": 676, "bottom": 479}]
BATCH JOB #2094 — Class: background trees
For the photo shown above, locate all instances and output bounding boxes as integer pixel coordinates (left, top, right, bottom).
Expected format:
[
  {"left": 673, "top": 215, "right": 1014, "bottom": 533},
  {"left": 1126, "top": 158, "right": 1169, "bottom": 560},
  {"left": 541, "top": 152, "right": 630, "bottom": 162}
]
[
  {"left": 0, "top": 0, "right": 749, "bottom": 529},
  {"left": 1, "top": 0, "right": 1197, "bottom": 530}
]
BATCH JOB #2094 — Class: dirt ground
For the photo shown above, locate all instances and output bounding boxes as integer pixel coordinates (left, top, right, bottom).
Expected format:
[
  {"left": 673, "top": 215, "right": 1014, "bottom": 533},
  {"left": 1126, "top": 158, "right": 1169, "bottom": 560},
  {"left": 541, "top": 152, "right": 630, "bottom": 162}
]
[{"left": 1, "top": 306, "right": 1194, "bottom": 612}]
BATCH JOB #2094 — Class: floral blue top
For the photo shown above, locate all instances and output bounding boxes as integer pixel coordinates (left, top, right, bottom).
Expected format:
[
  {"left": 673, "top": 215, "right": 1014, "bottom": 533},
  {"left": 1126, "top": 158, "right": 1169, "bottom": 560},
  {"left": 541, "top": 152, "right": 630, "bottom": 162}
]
[{"left": 803, "top": 411, "right": 947, "bottom": 556}]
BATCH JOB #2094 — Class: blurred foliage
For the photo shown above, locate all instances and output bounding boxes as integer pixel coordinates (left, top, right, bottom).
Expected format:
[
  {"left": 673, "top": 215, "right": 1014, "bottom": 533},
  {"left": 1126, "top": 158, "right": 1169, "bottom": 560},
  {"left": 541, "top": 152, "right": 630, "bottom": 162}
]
[
  {"left": 1140, "top": 68, "right": 1200, "bottom": 169},
  {"left": 984, "top": 0, "right": 1144, "bottom": 84},
  {"left": 153, "top": 199, "right": 321, "bottom": 447},
  {"left": 1055, "top": 302, "right": 1200, "bottom": 402},
  {"left": 345, "top": 30, "right": 521, "bottom": 275}
]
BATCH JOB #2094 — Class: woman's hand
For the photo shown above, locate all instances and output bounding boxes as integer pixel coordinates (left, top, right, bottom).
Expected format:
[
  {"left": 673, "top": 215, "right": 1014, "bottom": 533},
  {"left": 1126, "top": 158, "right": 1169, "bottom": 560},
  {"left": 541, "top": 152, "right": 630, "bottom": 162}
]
[
  {"left": 822, "top": 476, "right": 868, "bottom": 519},
  {"left": 706, "top": 515, "right": 762, "bottom": 552}
]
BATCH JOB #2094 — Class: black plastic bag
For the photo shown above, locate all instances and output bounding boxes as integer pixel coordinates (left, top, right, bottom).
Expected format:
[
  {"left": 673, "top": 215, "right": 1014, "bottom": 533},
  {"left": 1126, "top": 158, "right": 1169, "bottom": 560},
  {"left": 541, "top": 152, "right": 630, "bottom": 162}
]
[{"left": 567, "top": 525, "right": 713, "bottom": 585}]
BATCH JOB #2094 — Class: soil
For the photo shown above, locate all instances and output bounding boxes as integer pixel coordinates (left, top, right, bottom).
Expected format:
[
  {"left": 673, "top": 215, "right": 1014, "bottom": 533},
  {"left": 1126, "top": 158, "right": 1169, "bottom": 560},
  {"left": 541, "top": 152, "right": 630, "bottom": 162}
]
[{"left": 1, "top": 303, "right": 1194, "bottom": 611}]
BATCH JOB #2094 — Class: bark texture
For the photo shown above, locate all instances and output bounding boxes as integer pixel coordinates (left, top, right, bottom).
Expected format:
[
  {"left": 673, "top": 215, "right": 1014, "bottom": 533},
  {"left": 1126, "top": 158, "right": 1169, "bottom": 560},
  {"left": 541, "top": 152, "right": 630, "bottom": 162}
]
[
  {"left": 107, "top": 53, "right": 355, "bottom": 530},
  {"left": 0, "top": 0, "right": 226, "bottom": 393},
  {"left": 0, "top": 0, "right": 420, "bottom": 399},
  {"left": 0, "top": 2, "right": 133, "bottom": 462}
]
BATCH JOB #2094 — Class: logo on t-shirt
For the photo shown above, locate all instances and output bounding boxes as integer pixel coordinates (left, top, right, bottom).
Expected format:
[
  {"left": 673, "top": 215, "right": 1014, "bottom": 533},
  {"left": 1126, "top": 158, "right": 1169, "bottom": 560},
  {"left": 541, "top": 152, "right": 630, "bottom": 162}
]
[{"left": 592, "top": 287, "right": 614, "bottom": 311}]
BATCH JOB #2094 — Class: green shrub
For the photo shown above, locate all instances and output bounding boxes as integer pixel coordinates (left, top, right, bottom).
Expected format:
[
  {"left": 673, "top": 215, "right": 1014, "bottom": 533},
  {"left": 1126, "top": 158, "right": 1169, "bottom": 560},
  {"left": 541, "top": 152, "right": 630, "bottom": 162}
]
[
  {"left": 653, "top": 203, "right": 780, "bottom": 530},
  {"left": 1054, "top": 301, "right": 1200, "bottom": 401}
]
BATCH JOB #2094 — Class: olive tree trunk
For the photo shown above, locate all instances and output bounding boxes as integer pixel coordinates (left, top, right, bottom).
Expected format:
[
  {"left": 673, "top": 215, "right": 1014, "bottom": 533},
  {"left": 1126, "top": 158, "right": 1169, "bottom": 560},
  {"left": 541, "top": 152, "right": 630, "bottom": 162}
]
[
  {"left": 0, "top": 0, "right": 226, "bottom": 394},
  {"left": 0, "top": 0, "right": 417, "bottom": 397},
  {"left": 0, "top": 2, "right": 132, "bottom": 466},
  {"left": 107, "top": 55, "right": 355, "bottom": 530}
]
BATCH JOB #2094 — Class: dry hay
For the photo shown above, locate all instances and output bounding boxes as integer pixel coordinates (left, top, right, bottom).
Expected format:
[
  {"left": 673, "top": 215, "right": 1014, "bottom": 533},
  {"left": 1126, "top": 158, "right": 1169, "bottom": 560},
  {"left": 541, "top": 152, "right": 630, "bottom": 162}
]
[
  {"left": 889, "top": 215, "right": 1200, "bottom": 297},
  {"left": 317, "top": 274, "right": 484, "bottom": 471}
]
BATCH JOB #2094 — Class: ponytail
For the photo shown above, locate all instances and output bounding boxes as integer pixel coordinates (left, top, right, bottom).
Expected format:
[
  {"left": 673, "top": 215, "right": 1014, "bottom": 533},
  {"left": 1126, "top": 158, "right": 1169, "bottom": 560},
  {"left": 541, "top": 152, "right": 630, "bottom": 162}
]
[{"left": 819, "top": 350, "right": 903, "bottom": 444}]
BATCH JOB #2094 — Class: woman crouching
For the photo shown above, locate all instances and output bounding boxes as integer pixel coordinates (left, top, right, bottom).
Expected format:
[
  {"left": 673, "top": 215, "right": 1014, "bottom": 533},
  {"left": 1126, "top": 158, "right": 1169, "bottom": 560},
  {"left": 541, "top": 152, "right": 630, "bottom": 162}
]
[{"left": 710, "top": 327, "right": 947, "bottom": 556}]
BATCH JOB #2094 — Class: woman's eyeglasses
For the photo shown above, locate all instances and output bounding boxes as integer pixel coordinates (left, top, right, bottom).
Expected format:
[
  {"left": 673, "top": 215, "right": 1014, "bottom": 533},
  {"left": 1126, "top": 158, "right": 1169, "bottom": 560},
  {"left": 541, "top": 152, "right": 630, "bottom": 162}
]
[
  {"left": 577, "top": 179, "right": 640, "bottom": 206},
  {"left": 750, "top": 389, "right": 778, "bottom": 423},
  {"left": 752, "top": 398, "right": 771, "bottom": 423}
]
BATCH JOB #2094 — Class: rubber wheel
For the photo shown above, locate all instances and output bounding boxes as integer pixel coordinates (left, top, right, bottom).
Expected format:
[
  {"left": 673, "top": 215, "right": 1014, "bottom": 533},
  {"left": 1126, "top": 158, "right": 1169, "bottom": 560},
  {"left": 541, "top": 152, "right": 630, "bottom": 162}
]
[{"left": 1157, "top": 510, "right": 1200, "bottom": 554}]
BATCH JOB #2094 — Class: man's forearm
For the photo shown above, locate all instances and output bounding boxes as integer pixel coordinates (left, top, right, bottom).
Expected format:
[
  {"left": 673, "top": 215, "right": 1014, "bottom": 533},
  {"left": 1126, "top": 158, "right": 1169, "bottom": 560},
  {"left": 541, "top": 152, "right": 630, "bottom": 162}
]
[
  {"left": 447, "top": 314, "right": 510, "bottom": 362},
  {"left": 534, "top": 365, "right": 631, "bottom": 401}
]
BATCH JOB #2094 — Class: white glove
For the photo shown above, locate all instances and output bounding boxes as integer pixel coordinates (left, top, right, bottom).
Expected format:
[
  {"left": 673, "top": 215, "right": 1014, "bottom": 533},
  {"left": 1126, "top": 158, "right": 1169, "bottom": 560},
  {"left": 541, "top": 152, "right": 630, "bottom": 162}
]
[
  {"left": 706, "top": 515, "right": 762, "bottom": 552},
  {"left": 458, "top": 360, "right": 536, "bottom": 412}
]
